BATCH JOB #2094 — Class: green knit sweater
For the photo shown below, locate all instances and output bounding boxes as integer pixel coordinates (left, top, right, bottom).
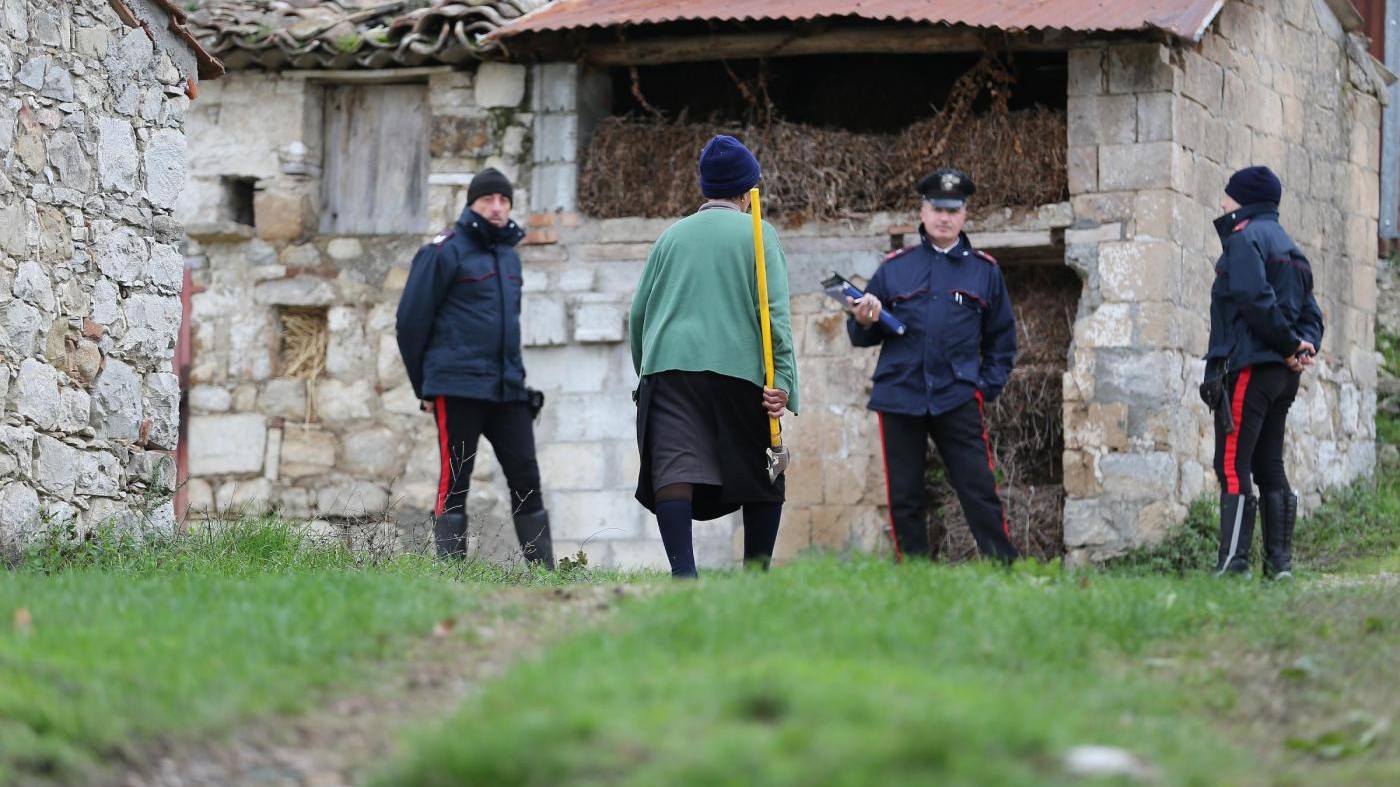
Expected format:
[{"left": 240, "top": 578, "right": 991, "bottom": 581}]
[{"left": 629, "top": 205, "right": 800, "bottom": 414}]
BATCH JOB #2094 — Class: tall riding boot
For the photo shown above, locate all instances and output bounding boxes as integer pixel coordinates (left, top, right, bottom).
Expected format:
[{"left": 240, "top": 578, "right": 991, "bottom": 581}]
[
  {"left": 513, "top": 509, "right": 555, "bottom": 569},
  {"left": 434, "top": 512, "right": 468, "bottom": 559},
  {"left": 1214, "top": 494, "right": 1257, "bottom": 577},
  {"left": 1261, "top": 489, "right": 1297, "bottom": 580}
]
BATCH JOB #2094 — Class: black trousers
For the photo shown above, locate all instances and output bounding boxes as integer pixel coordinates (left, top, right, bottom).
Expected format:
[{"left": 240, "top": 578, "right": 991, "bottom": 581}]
[
  {"left": 877, "top": 396, "right": 1018, "bottom": 561},
  {"left": 434, "top": 397, "right": 543, "bottom": 517},
  {"left": 1213, "top": 363, "right": 1299, "bottom": 497}
]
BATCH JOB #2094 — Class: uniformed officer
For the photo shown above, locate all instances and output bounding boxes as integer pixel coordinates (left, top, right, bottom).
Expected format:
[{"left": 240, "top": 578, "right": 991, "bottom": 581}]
[
  {"left": 846, "top": 168, "right": 1019, "bottom": 562},
  {"left": 395, "top": 168, "right": 554, "bottom": 568},
  {"left": 1204, "top": 166, "right": 1323, "bottom": 579}
]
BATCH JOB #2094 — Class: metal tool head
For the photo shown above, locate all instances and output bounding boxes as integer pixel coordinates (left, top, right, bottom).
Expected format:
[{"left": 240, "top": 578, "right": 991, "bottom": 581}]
[{"left": 766, "top": 446, "right": 791, "bottom": 483}]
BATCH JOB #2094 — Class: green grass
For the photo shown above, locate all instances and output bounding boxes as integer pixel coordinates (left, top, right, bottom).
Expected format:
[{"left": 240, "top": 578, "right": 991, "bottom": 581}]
[
  {"left": 1113, "top": 473, "right": 1400, "bottom": 576},
  {"left": 8, "top": 351, "right": 1398, "bottom": 787},
  {"left": 1381, "top": 330, "right": 1400, "bottom": 450},
  {"left": 375, "top": 557, "right": 1400, "bottom": 786},
  {"left": 0, "top": 520, "right": 646, "bottom": 785}
]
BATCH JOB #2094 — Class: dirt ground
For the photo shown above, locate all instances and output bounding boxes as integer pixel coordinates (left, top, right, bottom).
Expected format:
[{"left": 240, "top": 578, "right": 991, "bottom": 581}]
[{"left": 93, "top": 585, "right": 638, "bottom": 787}]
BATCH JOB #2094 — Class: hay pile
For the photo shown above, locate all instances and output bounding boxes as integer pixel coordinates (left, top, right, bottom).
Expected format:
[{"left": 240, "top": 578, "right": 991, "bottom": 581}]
[
  {"left": 926, "top": 266, "right": 1081, "bottom": 562},
  {"left": 582, "top": 55, "right": 1065, "bottom": 221},
  {"left": 280, "top": 309, "right": 327, "bottom": 381},
  {"left": 579, "top": 109, "right": 1066, "bottom": 222}
]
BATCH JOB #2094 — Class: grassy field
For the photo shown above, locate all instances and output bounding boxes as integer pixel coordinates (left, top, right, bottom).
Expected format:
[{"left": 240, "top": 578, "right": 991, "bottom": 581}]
[
  {"left": 375, "top": 553, "right": 1399, "bottom": 787},
  {"left": 374, "top": 374, "right": 1400, "bottom": 786},
  {"left": 0, "top": 521, "right": 639, "bottom": 785},
  {"left": 5, "top": 366, "right": 1398, "bottom": 786}
]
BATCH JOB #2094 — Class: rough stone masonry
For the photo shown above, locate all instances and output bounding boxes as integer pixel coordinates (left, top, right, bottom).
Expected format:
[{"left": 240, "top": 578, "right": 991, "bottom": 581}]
[
  {"left": 1060, "top": 0, "right": 1384, "bottom": 561},
  {"left": 1, "top": 0, "right": 214, "bottom": 549},
  {"left": 174, "top": 0, "right": 1384, "bottom": 569}
]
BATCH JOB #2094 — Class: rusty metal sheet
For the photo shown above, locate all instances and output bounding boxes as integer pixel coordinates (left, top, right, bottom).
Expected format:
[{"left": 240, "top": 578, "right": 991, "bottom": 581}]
[{"left": 493, "top": 0, "right": 1228, "bottom": 42}]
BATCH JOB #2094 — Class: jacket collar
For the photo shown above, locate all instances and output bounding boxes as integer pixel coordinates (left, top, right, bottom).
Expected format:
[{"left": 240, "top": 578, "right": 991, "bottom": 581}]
[
  {"left": 919, "top": 225, "right": 971, "bottom": 259},
  {"left": 456, "top": 206, "right": 525, "bottom": 248},
  {"left": 1213, "top": 202, "right": 1278, "bottom": 241},
  {"left": 698, "top": 200, "right": 743, "bottom": 213}
]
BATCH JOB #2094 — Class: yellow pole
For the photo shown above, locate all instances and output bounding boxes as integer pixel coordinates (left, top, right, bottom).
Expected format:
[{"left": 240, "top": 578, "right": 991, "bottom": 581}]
[{"left": 750, "top": 187, "right": 781, "bottom": 449}]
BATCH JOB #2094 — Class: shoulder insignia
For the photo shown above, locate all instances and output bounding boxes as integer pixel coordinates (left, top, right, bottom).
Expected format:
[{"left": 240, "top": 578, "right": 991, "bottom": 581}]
[
  {"left": 973, "top": 249, "right": 998, "bottom": 266},
  {"left": 431, "top": 229, "right": 455, "bottom": 246},
  {"left": 883, "top": 245, "right": 915, "bottom": 263},
  {"left": 1232, "top": 219, "right": 1251, "bottom": 233}
]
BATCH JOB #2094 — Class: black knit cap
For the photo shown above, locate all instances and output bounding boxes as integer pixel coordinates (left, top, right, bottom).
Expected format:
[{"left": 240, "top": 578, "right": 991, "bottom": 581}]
[
  {"left": 698, "top": 135, "right": 761, "bottom": 198},
  {"left": 1225, "top": 166, "right": 1282, "bottom": 207},
  {"left": 467, "top": 167, "right": 513, "bottom": 205}
]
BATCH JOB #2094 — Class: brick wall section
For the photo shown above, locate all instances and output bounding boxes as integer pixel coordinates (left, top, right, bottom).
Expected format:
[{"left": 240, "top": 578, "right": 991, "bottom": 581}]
[
  {"left": 0, "top": 1, "right": 201, "bottom": 546},
  {"left": 1061, "top": 0, "right": 1381, "bottom": 562}
]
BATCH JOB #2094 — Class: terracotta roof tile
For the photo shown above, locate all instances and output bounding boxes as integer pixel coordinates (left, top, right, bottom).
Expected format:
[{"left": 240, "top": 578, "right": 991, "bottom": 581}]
[
  {"left": 189, "top": 0, "right": 547, "bottom": 70},
  {"left": 110, "top": 0, "right": 226, "bottom": 80}
]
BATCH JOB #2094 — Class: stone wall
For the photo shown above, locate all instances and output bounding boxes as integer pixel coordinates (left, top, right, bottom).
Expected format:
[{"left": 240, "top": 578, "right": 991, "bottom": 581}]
[
  {"left": 178, "top": 64, "right": 535, "bottom": 546},
  {"left": 1061, "top": 0, "right": 1382, "bottom": 561},
  {"left": 180, "top": 0, "right": 1384, "bottom": 568},
  {"left": 180, "top": 61, "right": 1078, "bottom": 567},
  {"left": 1, "top": 0, "right": 203, "bottom": 547}
]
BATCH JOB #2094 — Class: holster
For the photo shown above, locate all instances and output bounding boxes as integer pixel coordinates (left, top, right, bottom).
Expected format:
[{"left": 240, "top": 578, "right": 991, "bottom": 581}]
[
  {"left": 526, "top": 387, "right": 545, "bottom": 421},
  {"left": 1199, "top": 360, "right": 1234, "bottom": 434}
]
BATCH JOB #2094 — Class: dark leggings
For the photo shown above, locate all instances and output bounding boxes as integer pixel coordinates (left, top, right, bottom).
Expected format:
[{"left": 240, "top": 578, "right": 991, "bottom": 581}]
[
  {"left": 1213, "top": 363, "right": 1300, "bottom": 497},
  {"left": 655, "top": 483, "right": 782, "bottom": 577},
  {"left": 434, "top": 397, "right": 543, "bottom": 517}
]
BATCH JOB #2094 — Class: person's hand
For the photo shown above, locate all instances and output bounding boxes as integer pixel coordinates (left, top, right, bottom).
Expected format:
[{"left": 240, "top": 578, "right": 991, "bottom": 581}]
[
  {"left": 420, "top": 399, "right": 433, "bottom": 413},
  {"left": 846, "top": 293, "right": 883, "bottom": 327},
  {"left": 762, "top": 387, "right": 788, "bottom": 417},
  {"left": 1287, "top": 340, "right": 1317, "bottom": 374}
]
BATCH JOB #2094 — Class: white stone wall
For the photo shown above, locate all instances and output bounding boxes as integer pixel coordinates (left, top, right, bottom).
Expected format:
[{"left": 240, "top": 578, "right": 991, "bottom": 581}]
[
  {"left": 179, "top": 63, "right": 952, "bottom": 568},
  {"left": 179, "top": 65, "right": 541, "bottom": 554},
  {"left": 1, "top": 1, "right": 200, "bottom": 547},
  {"left": 180, "top": 59, "right": 1077, "bottom": 569},
  {"left": 1062, "top": 0, "right": 1381, "bottom": 561},
  {"left": 181, "top": 3, "right": 1384, "bottom": 568}
]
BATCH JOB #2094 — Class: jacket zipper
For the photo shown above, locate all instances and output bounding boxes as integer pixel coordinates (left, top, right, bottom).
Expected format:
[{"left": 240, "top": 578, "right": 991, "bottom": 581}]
[{"left": 493, "top": 247, "right": 505, "bottom": 400}]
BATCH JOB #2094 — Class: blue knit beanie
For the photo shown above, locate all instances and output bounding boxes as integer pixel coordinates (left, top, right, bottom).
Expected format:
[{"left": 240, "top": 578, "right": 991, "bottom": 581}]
[
  {"left": 698, "top": 135, "right": 761, "bottom": 198},
  {"left": 1225, "top": 166, "right": 1282, "bottom": 207}
]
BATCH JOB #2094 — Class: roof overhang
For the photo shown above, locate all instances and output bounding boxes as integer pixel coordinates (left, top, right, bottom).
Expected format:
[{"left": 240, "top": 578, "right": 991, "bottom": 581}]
[{"left": 486, "top": 0, "right": 1228, "bottom": 63}]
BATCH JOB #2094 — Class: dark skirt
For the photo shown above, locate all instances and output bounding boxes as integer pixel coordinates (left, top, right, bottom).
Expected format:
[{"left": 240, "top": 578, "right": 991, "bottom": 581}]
[{"left": 634, "top": 370, "right": 785, "bottom": 521}]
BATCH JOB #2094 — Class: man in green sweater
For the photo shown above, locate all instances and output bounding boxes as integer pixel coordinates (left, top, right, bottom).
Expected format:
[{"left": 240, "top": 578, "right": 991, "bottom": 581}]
[{"left": 629, "top": 135, "right": 799, "bottom": 578}]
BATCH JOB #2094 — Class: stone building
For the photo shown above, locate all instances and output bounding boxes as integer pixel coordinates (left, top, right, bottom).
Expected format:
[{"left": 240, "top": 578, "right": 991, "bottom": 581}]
[
  {"left": 178, "top": 0, "right": 1388, "bottom": 567},
  {"left": 0, "top": 0, "right": 221, "bottom": 548}
]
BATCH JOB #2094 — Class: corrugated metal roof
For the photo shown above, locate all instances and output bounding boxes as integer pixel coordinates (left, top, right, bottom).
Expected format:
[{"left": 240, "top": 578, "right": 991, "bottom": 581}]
[{"left": 491, "top": 0, "right": 1228, "bottom": 42}]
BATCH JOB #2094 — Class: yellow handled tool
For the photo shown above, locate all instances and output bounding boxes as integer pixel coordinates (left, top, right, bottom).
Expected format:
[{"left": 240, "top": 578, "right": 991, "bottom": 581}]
[{"left": 750, "top": 187, "right": 790, "bottom": 483}]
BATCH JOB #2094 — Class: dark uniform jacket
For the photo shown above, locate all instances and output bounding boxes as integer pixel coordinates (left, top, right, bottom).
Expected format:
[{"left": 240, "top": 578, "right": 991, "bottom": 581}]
[
  {"left": 848, "top": 229, "right": 1017, "bottom": 417},
  {"left": 396, "top": 205, "right": 529, "bottom": 403},
  {"left": 1207, "top": 203, "right": 1324, "bottom": 372}
]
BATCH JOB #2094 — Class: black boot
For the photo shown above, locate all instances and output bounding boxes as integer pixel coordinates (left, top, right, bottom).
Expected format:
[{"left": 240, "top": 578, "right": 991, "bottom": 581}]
[
  {"left": 434, "top": 512, "right": 468, "bottom": 559},
  {"left": 1214, "top": 494, "right": 1256, "bottom": 577},
  {"left": 1261, "top": 489, "right": 1297, "bottom": 580},
  {"left": 513, "top": 510, "right": 555, "bottom": 569}
]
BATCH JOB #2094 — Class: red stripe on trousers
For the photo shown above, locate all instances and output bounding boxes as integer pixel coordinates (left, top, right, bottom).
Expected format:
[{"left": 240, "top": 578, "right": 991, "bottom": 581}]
[
  {"left": 434, "top": 396, "right": 450, "bottom": 516},
  {"left": 974, "top": 391, "right": 1011, "bottom": 539},
  {"left": 876, "top": 412, "right": 904, "bottom": 563},
  {"left": 1223, "top": 366, "right": 1253, "bottom": 495}
]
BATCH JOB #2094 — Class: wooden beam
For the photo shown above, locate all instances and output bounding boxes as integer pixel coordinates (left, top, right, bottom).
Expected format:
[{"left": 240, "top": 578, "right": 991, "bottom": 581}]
[
  {"left": 282, "top": 66, "right": 454, "bottom": 83},
  {"left": 968, "top": 229, "right": 1058, "bottom": 250},
  {"left": 585, "top": 28, "right": 1075, "bottom": 66}
]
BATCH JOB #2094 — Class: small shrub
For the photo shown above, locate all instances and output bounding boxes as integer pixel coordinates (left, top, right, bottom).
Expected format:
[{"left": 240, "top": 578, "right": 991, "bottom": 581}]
[{"left": 1109, "top": 496, "right": 1219, "bottom": 575}]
